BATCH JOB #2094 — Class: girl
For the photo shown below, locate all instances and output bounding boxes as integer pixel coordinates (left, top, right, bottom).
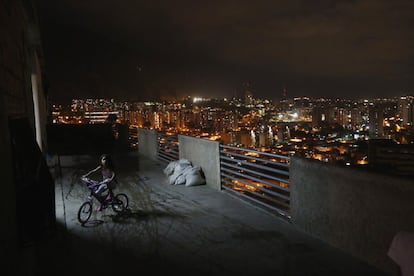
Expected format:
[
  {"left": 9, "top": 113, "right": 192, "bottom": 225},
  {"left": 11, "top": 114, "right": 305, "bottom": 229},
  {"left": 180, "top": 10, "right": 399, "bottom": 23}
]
[{"left": 82, "top": 154, "right": 116, "bottom": 202}]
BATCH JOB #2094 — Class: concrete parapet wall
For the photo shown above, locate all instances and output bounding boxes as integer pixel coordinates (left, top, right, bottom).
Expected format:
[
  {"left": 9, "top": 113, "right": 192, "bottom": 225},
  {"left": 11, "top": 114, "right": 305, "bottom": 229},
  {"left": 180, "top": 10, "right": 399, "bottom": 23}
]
[
  {"left": 136, "top": 128, "right": 411, "bottom": 274},
  {"left": 290, "top": 156, "right": 414, "bottom": 275},
  {"left": 178, "top": 135, "right": 221, "bottom": 190},
  {"left": 138, "top": 129, "right": 158, "bottom": 161}
]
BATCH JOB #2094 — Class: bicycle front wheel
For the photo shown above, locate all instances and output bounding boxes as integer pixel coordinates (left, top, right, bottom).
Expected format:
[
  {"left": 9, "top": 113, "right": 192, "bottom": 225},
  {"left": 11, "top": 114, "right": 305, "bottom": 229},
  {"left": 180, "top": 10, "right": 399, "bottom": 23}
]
[
  {"left": 78, "top": 201, "right": 93, "bottom": 224},
  {"left": 112, "top": 193, "right": 129, "bottom": 213}
]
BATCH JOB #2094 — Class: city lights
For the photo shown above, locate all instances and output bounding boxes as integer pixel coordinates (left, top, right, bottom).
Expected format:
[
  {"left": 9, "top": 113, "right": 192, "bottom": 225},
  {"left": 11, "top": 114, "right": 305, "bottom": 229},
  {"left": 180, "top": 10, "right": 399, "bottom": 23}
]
[{"left": 52, "top": 94, "right": 414, "bottom": 169}]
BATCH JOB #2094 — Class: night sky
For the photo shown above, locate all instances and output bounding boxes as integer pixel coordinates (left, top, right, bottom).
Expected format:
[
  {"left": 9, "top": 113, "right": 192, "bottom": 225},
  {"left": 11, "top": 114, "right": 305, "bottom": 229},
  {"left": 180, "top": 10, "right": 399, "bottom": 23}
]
[{"left": 36, "top": 0, "right": 414, "bottom": 103}]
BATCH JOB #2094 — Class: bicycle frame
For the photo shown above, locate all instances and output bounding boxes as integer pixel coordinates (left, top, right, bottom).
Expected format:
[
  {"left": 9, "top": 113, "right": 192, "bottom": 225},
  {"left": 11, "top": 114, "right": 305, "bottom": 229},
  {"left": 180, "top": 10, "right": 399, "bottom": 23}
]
[{"left": 81, "top": 177, "right": 111, "bottom": 203}]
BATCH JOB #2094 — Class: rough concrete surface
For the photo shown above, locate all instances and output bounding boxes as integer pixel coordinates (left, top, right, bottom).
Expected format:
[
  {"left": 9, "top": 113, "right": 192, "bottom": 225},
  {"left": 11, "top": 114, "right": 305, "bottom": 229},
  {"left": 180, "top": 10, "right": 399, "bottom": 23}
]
[{"left": 30, "top": 151, "right": 389, "bottom": 276}]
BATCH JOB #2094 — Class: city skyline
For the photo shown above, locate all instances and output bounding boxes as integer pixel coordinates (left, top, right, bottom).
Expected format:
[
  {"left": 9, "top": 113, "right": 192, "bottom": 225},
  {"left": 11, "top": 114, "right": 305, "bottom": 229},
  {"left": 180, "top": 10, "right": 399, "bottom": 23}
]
[
  {"left": 36, "top": 0, "right": 414, "bottom": 103},
  {"left": 51, "top": 94, "right": 414, "bottom": 173}
]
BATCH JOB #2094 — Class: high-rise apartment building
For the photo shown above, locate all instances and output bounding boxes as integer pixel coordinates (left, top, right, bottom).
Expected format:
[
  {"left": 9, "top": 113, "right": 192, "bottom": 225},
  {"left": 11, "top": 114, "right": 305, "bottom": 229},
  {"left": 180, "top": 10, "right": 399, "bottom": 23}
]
[
  {"left": 369, "top": 105, "right": 384, "bottom": 138},
  {"left": 351, "top": 107, "right": 363, "bottom": 129},
  {"left": 398, "top": 96, "right": 414, "bottom": 126},
  {"left": 336, "top": 107, "right": 348, "bottom": 128},
  {"left": 311, "top": 106, "right": 324, "bottom": 128},
  {"left": 326, "top": 106, "right": 337, "bottom": 125}
]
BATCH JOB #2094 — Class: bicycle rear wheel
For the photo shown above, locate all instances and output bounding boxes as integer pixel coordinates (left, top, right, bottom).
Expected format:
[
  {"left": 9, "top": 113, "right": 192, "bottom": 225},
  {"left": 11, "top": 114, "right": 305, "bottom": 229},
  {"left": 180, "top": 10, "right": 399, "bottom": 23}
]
[
  {"left": 78, "top": 201, "right": 93, "bottom": 224},
  {"left": 112, "top": 193, "right": 129, "bottom": 213}
]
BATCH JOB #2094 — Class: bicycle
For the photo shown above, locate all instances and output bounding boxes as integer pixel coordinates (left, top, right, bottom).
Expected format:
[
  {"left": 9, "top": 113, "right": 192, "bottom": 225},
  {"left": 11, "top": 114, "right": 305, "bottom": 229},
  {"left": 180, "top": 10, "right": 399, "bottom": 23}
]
[{"left": 77, "top": 177, "right": 129, "bottom": 225}]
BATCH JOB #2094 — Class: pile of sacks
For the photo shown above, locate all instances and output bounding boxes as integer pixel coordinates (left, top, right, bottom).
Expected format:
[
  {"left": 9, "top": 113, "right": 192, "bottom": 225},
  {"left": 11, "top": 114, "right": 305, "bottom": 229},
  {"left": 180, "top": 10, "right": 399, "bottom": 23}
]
[{"left": 163, "top": 159, "right": 206, "bottom": 187}]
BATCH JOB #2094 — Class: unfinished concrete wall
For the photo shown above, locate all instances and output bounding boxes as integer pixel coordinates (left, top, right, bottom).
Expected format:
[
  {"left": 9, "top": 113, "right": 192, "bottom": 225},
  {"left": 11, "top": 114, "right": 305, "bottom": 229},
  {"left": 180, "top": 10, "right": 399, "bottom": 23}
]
[
  {"left": 1, "top": 0, "right": 51, "bottom": 275},
  {"left": 290, "top": 156, "right": 414, "bottom": 275},
  {"left": 0, "top": 75, "right": 18, "bottom": 276},
  {"left": 178, "top": 135, "right": 221, "bottom": 190},
  {"left": 1, "top": 1, "right": 31, "bottom": 273},
  {"left": 1, "top": 0, "right": 33, "bottom": 118},
  {"left": 137, "top": 128, "right": 158, "bottom": 161}
]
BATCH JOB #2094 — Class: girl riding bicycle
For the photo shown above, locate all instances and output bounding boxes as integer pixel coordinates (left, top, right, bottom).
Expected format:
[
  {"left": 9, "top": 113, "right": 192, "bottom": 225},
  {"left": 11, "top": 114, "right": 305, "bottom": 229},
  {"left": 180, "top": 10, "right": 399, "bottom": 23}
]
[
  {"left": 78, "top": 154, "right": 129, "bottom": 224},
  {"left": 81, "top": 154, "right": 116, "bottom": 209}
]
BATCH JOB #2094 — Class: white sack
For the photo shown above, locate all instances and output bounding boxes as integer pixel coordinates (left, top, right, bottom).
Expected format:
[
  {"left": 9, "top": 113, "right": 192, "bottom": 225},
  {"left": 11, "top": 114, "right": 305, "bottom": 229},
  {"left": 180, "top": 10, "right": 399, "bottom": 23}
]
[
  {"left": 185, "top": 166, "right": 206, "bottom": 187},
  {"left": 163, "top": 160, "right": 178, "bottom": 176},
  {"left": 165, "top": 159, "right": 205, "bottom": 187},
  {"left": 174, "top": 174, "right": 186, "bottom": 185},
  {"left": 167, "top": 159, "right": 192, "bottom": 184}
]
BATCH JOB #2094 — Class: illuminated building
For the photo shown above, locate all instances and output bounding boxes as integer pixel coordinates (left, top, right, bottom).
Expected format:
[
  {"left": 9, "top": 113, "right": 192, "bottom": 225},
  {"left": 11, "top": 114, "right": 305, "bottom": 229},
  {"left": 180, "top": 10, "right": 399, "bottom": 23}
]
[
  {"left": 398, "top": 96, "right": 414, "bottom": 126},
  {"left": 369, "top": 104, "right": 384, "bottom": 138},
  {"left": 351, "top": 107, "right": 363, "bottom": 129},
  {"left": 84, "top": 111, "right": 120, "bottom": 124}
]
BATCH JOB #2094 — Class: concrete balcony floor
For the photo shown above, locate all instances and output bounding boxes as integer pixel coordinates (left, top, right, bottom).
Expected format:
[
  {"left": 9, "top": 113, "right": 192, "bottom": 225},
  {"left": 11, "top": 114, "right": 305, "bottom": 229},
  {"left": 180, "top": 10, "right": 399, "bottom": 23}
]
[{"left": 32, "top": 150, "right": 388, "bottom": 276}]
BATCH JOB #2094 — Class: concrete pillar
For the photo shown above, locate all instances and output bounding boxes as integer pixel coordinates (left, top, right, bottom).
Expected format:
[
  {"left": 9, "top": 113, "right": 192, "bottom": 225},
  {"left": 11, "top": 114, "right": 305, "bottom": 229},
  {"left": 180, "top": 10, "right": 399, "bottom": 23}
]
[
  {"left": 31, "top": 52, "right": 48, "bottom": 153},
  {"left": 137, "top": 128, "right": 158, "bottom": 161},
  {"left": 31, "top": 72, "right": 43, "bottom": 151},
  {"left": 178, "top": 135, "right": 221, "bottom": 190}
]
